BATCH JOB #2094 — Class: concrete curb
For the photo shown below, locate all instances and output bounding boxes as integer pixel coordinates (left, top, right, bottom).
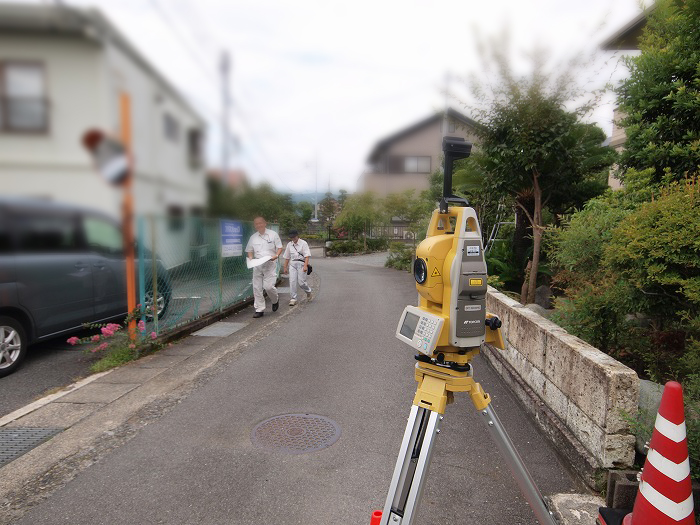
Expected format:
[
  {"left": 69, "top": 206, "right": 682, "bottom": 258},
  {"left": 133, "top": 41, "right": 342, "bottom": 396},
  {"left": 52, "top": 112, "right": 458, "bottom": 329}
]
[{"left": 0, "top": 273, "right": 320, "bottom": 524}]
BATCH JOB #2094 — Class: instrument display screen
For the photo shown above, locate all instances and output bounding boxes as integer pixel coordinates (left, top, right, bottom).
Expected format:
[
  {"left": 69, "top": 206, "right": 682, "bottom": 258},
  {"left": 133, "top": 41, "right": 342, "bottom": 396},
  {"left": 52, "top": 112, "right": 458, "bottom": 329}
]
[{"left": 399, "top": 311, "right": 420, "bottom": 340}]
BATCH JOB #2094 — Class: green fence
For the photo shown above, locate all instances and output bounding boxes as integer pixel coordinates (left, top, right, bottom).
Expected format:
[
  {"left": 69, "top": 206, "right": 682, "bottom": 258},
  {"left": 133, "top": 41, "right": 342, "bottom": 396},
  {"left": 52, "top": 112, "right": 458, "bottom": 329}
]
[{"left": 136, "top": 216, "right": 279, "bottom": 338}]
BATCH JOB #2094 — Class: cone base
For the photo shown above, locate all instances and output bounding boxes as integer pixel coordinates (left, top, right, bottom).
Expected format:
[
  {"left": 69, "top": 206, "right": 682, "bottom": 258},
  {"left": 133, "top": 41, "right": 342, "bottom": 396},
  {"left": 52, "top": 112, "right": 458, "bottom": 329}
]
[{"left": 598, "top": 507, "right": 631, "bottom": 525}]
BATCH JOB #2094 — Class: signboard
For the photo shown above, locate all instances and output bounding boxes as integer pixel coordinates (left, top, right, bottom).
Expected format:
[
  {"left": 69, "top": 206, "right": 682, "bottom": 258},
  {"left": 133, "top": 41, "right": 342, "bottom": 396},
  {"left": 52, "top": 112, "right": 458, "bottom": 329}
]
[{"left": 221, "top": 220, "right": 243, "bottom": 257}]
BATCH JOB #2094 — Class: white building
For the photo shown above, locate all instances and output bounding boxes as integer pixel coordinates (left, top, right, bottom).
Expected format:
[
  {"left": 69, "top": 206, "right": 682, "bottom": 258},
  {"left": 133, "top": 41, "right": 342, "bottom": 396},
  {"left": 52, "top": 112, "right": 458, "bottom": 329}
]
[{"left": 0, "top": 3, "right": 207, "bottom": 268}]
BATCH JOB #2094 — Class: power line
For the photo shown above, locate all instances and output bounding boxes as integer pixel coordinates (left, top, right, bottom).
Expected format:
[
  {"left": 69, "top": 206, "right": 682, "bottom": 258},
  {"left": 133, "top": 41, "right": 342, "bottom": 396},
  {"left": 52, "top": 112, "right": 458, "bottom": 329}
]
[{"left": 142, "top": 0, "right": 294, "bottom": 191}]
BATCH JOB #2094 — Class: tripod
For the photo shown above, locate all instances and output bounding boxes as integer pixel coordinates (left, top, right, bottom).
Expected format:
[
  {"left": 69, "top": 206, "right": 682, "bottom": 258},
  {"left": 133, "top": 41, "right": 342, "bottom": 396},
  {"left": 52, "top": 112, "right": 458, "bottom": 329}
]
[{"left": 379, "top": 347, "right": 558, "bottom": 525}]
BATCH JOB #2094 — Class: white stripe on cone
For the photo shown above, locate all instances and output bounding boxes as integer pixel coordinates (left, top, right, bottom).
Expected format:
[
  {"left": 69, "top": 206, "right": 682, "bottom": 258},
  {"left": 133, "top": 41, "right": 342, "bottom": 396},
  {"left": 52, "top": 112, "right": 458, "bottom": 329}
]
[
  {"left": 639, "top": 480, "right": 695, "bottom": 521},
  {"left": 655, "top": 413, "right": 687, "bottom": 443},
  {"left": 646, "top": 449, "right": 691, "bottom": 482}
]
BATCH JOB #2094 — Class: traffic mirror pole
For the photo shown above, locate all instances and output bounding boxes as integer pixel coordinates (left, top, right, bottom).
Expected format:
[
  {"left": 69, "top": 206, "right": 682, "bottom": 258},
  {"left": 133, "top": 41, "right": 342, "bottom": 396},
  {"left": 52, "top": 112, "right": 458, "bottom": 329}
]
[{"left": 120, "top": 93, "right": 137, "bottom": 341}]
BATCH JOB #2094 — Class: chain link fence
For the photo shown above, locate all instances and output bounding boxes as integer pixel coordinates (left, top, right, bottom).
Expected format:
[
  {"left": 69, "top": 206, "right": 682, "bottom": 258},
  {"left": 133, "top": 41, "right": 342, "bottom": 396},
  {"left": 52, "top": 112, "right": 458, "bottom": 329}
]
[{"left": 136, "top": 216, "right": 279, "bottom": 339}]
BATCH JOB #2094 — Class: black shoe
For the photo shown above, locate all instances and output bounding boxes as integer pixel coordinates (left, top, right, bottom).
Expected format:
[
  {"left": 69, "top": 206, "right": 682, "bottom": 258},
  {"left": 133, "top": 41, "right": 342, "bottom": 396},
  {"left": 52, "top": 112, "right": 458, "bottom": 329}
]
[
  {"left": 272, "top": 301, "right": 279, "bottom": 312},
  {"left": 253, "top": 312, "right": 264, "bottom": 318}
]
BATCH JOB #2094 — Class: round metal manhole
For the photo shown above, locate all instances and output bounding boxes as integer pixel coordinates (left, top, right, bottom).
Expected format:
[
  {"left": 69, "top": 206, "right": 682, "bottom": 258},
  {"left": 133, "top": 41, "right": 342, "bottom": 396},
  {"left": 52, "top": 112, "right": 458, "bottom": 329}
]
[{"left": 251, "top": 414, "right": 341, "bottom": 454}]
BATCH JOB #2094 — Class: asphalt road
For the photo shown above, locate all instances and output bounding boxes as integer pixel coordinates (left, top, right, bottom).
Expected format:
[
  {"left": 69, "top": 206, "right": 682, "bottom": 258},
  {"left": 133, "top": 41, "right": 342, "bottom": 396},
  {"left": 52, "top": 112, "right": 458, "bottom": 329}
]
[
  {"left": 0, "top": 333, "right": 99, "bottom": 418},
  {"left": 15, "top": 255, "right": 581, "bottom": 525}
]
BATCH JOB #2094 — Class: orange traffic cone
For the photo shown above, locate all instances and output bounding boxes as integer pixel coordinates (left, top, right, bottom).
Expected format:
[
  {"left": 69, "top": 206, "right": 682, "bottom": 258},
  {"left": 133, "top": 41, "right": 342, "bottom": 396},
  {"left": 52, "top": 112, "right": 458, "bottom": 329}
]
[
  {"left": 370, "top": 510, "right": 382, "bottom": 525},
  {"left": 624, "top": 381, "right": 695, "bottom": 524}
]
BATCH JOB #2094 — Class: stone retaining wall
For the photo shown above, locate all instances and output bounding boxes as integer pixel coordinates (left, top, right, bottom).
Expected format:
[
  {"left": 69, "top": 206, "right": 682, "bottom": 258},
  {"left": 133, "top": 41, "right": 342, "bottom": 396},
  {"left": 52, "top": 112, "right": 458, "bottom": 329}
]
[{"left": 483, "top": 288, "right": 639, "bottom": 488}]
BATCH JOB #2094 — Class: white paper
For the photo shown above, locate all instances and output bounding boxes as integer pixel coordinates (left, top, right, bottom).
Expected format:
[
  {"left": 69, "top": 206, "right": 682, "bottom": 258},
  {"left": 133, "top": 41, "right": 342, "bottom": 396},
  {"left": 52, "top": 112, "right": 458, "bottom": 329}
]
[{"left": 246, "top": 256, "right": 272, "bottom": 269}]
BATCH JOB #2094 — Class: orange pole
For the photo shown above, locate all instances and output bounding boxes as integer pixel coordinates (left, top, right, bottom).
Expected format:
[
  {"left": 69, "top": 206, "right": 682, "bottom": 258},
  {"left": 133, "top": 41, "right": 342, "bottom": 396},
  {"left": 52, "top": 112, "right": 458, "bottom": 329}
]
[{"left": 120, "top": 92, "right": 137, "bottom": 340}]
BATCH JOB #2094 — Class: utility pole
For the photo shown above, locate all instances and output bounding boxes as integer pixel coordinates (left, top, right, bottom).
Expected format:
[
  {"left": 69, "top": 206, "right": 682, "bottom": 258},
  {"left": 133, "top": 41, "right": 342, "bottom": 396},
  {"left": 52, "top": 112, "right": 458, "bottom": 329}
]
[
  {"left": 312, "top": 155, "right": 319, "bottom": 222},
  {"left": 220, "top": 50, "right": 231, "bottom": 184},
  {"left": 443, "top": 70, "right": 451, "bottom": 137}
]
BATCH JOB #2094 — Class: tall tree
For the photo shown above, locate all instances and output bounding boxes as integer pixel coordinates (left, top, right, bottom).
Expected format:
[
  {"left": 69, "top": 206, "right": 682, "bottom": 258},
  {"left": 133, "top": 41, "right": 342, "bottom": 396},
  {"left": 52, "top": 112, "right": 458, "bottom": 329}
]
[
  {"left": 319, "top": 192, "right": 337, "bottom": 223},
  {"left": 470, "top": 53, "right": 614, "bottom": 304},
  {"left": 337, "top": 189, "right": 349, "bottom": 209},
  {"left": 334, "top": 192, "right": 384, "bottom": 251},
  {"left": 618, "top": 0, "right": 700, "bottom": 183},
  {"left": 385, "top": 189, "right": 431, "bottom": 243}
]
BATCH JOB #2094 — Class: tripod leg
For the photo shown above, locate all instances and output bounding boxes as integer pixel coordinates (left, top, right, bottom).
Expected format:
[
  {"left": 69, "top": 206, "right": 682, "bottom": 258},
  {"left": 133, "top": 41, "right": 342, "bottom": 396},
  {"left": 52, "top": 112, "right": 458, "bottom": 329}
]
[
  {"left": 381, "top": 405, "right": 441, "bottom": 525},
  {"left": 480, "top": 404, "right": 558, "bottom": 525}
]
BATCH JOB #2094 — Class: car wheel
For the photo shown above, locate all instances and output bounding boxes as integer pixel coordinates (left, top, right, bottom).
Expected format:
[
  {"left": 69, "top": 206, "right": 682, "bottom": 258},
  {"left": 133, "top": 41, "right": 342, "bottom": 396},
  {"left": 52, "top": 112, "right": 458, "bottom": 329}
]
[
  {"left": 144, "top": 280, "right": 170, "bottom": 320},
  {"left": 0, "top": 316, "right": 28, "bottom": 378}
]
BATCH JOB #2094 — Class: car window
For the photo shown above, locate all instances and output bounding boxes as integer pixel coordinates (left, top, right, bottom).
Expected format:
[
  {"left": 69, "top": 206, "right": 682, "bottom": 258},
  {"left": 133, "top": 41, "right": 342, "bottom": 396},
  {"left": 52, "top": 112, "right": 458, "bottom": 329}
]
[
  {"left": 0, "top": 212, "right": 11, "bottom": 253},
  {"left": 84, "top": 216, "right": 123, "bottom": 255},
  {"left": 16, "top": 211, "right": 80, "bottom": 252}
]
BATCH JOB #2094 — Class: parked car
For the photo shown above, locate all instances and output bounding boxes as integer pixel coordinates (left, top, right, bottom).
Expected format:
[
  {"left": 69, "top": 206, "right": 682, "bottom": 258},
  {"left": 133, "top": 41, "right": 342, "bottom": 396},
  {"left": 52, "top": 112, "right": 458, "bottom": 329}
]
[{"left": 0, "top": 198, "right": 171, "bottom": 377}]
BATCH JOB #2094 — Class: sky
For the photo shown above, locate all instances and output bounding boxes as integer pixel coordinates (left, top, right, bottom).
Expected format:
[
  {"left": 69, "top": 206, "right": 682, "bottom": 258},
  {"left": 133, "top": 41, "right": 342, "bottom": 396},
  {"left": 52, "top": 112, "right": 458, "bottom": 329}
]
[{"left": 42, "top": 0, "right": 646, "bottom": 194}]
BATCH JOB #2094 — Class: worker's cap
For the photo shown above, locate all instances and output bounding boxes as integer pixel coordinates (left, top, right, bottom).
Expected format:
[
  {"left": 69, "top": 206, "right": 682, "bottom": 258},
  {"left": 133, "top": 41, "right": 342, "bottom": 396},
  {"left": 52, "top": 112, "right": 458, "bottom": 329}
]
[{"left": 287, "top": 229, "right": 299, "bottom": 238}]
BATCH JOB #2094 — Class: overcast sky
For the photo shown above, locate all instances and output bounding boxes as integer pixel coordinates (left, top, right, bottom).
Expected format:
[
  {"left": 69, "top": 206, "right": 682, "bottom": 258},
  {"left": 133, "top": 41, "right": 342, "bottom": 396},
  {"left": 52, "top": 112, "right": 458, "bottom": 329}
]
[{"left": 49, "top": 0, "right": 646, "bottom": 194}]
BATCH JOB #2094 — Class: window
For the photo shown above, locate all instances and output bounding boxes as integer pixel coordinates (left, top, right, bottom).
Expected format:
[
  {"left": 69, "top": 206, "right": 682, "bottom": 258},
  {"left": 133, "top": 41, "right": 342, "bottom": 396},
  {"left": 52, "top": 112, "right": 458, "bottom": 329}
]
[
  {"left": 16, "top": 211, "right": 79, "bottom": 252},
  {"left": 0, "top": 212, "right": 11, "bottom": 253},
  {"left": 163, "top": 112, "right": 179, "bottom": 142},
  {"left": 84, "top": 216, "right": 123, "bottom": 255},
  {"left": 0, "top": 62, "right": 48, "bottom": 132},
  {"left": 187, "top": 128, "right": 203, "bottom": 168},
  {"left": 403, "top": 156, "right": 431, "bottom": 173},
  {"left": 167, "top": 205, "right": 184, "bottom": 231},
  {"left": 448, "top": 120, "right": 456, "bottom": 133}
]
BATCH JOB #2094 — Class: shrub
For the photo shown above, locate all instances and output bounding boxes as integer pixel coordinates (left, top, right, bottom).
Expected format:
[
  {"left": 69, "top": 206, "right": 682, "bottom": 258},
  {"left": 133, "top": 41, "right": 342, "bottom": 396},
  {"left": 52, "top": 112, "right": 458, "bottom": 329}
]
[
  {"left": 385, "top": 242, "right": 413, "bottom": 271},
  {"left": 366, "top": 238, "right": 389, "bottom": 251}
]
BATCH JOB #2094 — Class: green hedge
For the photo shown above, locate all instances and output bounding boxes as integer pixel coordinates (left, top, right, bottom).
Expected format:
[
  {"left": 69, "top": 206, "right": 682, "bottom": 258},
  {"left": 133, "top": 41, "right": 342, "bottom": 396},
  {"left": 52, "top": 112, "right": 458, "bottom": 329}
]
[{"left": 326, "top": 238, "right": 388, "bottom": 256}]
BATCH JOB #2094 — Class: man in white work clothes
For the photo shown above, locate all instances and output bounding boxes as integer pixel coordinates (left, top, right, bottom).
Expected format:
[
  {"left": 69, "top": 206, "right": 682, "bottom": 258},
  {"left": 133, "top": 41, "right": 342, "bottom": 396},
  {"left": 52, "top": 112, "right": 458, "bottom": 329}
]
[
  {"left": 246, "top": 216, "right": 283, "bottom": 318},
  {"left": 282, "top": 229, "right": 312, "bottom": 306}
]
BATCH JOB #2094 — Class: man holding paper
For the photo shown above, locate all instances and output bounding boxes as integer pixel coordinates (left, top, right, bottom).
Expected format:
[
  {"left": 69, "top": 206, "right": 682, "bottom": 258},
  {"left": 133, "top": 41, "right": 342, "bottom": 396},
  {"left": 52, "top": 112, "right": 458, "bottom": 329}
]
[{"left": 246, "top": 216, "right": 283, "bottom": 318}]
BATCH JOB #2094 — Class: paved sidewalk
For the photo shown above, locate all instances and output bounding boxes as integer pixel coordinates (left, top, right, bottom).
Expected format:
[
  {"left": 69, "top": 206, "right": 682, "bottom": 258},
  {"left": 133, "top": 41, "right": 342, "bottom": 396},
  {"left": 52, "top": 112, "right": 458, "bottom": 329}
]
[{"left": 1, "top": 258, "right": 586, "bottom": 524}]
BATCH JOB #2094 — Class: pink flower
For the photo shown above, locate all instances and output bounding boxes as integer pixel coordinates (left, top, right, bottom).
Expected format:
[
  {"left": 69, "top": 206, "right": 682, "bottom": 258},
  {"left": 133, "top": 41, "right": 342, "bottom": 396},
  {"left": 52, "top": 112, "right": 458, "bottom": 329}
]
[
  {"left": 150, "top": 331, "right": 157, "bottom": 340},
  {"left": 101, "top": 326, "right": 115, "bottom": 337},
  {"left": 137, "top": 320, "right": 146, "bottom": 332},
  {"left": 92, "top": 342, "right": 109, "bottom": 353},
  {"left": 129, "top": 343, "right": 136, "bottom": 349},
  {"left": 106, "top": 323, "right": 121, "bottom": 332},
  {"left": 91, "top": 335, "right": 100, "bottom": 343},
  {"left": 67, "top": 336, "right": 80, "bottom": 346}
]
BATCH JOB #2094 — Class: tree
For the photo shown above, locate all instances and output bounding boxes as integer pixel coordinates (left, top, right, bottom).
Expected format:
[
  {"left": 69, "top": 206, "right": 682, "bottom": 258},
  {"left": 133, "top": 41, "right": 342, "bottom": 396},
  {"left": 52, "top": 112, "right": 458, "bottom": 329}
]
[
  {"left": 334, "top": 192, "right": 384, "bottom": 251},
  {"left": 295, "top": 201, "right": 314, "bottom": 224},
  {"left": 385, "top": 190, "right": 432, "bottom": 243},
  {"left": 617, "top": 0, "right": 700, "bottom": 184},
  {"left": 469, "top": 53, "right": 614, "bottom": 304},
  {"left": 319, "top": 192, "right": 337, "bottom": 223},
  {"left": 337, "top": 189, "right": 349, "bottom": 209}
]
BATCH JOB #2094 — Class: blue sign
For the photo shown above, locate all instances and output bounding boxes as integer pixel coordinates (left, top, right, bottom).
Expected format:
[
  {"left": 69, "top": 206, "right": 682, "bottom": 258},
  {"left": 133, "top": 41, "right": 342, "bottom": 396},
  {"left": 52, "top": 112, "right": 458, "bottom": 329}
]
[{"left": 221, "top": 220, "right": 243, "bottom": 257}]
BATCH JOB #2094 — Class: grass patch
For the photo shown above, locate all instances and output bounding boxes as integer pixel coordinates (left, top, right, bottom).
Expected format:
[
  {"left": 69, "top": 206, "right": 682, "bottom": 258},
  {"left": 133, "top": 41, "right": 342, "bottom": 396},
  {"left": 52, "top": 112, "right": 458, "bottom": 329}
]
[{"left": 90, "top": 346, "right": 140, "bottom": 373}]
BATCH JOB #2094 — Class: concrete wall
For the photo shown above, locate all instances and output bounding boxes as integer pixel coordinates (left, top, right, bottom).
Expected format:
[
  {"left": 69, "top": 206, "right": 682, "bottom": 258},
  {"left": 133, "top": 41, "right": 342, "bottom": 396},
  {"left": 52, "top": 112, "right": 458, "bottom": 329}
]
[{"left": 483, "top": 288, "right": 639, "bottom": 488}]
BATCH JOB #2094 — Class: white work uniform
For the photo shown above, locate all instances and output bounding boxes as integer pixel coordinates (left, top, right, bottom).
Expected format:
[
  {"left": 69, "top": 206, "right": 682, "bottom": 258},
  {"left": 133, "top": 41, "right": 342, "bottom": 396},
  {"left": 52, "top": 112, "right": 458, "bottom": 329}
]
[
  {"left": 246, "top": 229, "right": 282, "bottom": 312},
  {"left": 283, "top": 239, "right": 312, "bottom": 300}
]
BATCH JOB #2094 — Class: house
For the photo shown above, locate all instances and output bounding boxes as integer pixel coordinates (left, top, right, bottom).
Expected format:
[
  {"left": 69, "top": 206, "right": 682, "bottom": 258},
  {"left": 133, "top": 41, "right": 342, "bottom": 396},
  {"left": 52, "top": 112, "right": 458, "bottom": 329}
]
[
  {"left": 361, "top": 108, "right": 479, "bottom": 197},
  {"left": 600, "top": 6, "right": 651, "bottom": 188},
  {"left": 0, "top": 3, "right": 207, "bottom": 268}
]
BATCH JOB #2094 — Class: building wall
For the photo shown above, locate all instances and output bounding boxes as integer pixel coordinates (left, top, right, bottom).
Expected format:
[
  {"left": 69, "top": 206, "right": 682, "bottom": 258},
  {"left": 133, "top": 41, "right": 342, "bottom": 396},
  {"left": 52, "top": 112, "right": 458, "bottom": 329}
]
[
  {"left": 0, "top": 31, "right": 207, "bottom": 269},
  {"left": 0, "top": 34, "right": 120, "bottom": 214},
  {"left": 362, "top": 117, "right": 478, "bottom": 197}
]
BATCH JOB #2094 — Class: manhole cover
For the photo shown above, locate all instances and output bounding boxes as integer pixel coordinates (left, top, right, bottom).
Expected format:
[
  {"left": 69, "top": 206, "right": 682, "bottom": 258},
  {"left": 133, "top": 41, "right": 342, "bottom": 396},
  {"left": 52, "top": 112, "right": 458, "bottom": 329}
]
[
  {"left": 252, "top": 414, "right": 340, "bottom": 454},
  {"left": 0, "top": 427, "right": 63, "bottom": 467}
]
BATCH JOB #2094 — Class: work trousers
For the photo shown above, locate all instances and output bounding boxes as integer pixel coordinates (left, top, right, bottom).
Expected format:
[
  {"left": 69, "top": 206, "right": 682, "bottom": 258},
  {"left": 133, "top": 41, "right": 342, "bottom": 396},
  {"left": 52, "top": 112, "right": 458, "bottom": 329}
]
[
  {"left": 289, "top": 260, "right": 311, "bottom": 300},
  {"left": 252, "top": 260, "right": 279, "bottom": 312}
]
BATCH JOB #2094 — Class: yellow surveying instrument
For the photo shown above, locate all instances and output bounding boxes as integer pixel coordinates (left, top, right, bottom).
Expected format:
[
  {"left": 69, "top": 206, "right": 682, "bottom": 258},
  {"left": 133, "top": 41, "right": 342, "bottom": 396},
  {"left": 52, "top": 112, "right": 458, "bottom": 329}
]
[{"left": 378, "top": 137, "right": 558, "bottom": 525}]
